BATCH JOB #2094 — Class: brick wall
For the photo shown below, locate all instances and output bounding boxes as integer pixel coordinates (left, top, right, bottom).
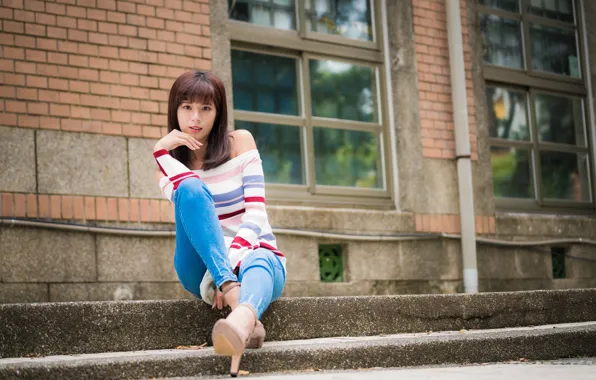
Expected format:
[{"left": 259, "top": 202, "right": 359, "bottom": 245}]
[
  {"left": 0, "top": 0, "right": 210, "bottom": 222},
  {"left": 413, "top": 0, "right": 478, "bottom": 160}
]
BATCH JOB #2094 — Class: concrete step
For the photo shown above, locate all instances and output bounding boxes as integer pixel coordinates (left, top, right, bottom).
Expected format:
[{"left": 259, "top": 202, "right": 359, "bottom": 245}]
[
  {"left": 1, "top": 322, "right": 594, "bottom": 380},
  {"left": 1, "top": 289, "right": 595, "bottom": 359}
]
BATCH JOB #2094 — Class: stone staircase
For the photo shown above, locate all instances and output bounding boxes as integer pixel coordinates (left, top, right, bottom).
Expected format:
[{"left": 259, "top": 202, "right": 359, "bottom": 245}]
[{"left": 1, "top": 289, "right": 595, "bottom": 379}]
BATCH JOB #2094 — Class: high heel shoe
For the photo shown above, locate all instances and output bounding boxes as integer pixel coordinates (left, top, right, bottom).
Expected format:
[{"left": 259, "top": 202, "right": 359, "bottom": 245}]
[
  {"left": 212, "top": 318, "right": 247, "bottom": 377},
  {"left": 246, "top": 321, "right": 266, "bottom": 349}
]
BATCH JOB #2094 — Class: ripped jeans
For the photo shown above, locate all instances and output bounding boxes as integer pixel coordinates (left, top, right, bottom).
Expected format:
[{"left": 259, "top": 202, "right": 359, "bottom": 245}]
[{"left": 172, "top": 177, "right": 286, "bottom": 319}]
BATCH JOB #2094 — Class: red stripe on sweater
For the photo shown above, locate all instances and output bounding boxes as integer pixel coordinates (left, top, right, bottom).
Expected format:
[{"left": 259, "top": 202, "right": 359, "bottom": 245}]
[
  {"left": 232, "top": 236, "right": 252, "bottom": 248},
  {"left": 170, "top": 171, "right": 199, "bottom": 181},
  {"left": 244, "top": 196, "right": 265, "bottom": 203},
  {"left": 259, "top": 242, "right": 285, "bottom": 257},
  {"left": 172, "top": 174, "right": 200, "bottom": 190},
  {"left": 153, "top": 149, "right": 169, "bottom": 158},
  {"left": 218, "top": 208, "right": 245, "bottom": 220}
]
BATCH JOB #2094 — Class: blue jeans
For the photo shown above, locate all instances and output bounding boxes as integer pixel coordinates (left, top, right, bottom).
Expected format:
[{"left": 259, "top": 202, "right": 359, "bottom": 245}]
[{"left": 172, "top": 178, "right": 286, "bottom": 319}]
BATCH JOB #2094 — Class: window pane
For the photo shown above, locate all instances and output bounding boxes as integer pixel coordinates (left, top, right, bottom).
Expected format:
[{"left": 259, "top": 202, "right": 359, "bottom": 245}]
[
  {"left": 478, "top": 0, "right": 519, "bottom": 13},
  {"left": 530, "top": 24, "right": 579, "bottom": 78},
  {"left": 231, "top": 50, "right": 298, "bottom": 115},
  {"left": 314, "top": 127, "right": 381, "bottom": 188},
  {"left": 228, "top": 0, "right": 296, "bottom": 30},
  {"left": 305, "top": 0, "right": 373, "bottom": 41},
  {"left": 235, "top": 121, "right": 304, "bottom": 185},
  {"left": 535, "top": 93, "right": 585, "bottom": 146},
  {"left": 528, "top": 0, "right": 574, "bottom": 23},
  {"left": 310, "top": 59, "right": 376, "bottom": 122},
  {"left": 486, "top": 87, "right": 530, "bottom": 140},
  {"left": 480, "top": 15, "right": 524, "bottom": 69},
  {"left": 541, "top": 151, "right": 590, "bottom": 201},
  {"left": 491, "top": 146, "right": 534, "bottom": 198}
]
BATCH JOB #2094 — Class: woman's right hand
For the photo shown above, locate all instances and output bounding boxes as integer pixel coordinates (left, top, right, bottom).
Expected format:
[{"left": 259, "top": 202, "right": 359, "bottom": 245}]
[{"left": 154, "top": 129, "right": 202, "bottom": 152}]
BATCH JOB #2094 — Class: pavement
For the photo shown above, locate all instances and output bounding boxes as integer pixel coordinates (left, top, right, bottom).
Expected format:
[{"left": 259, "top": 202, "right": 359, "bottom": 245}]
[{"left": 167, "top": 358, "right": 596, "bottom": 379}]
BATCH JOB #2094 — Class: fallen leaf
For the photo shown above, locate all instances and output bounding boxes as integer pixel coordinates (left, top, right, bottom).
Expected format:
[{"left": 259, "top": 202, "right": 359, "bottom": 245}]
[
  {"left": 238, "top": 370, "right": 250, "bottom": 376},
  {"left": 459, "top": 329, "right": 466, "bottom": 334},
  {"left": 175, "top": 343, "right": 207, "bottom": 350},
  {"left": 519, "top": 357, "right": 529, "bottom": 362}
]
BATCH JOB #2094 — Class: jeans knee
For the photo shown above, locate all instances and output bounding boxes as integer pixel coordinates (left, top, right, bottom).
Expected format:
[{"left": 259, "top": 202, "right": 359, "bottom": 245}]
[
  {"left": 175, "top": 178, "right": 211, "bottom": 204},
  {"left": 241, "top": 249, "right": 276, "bottom": 271}
]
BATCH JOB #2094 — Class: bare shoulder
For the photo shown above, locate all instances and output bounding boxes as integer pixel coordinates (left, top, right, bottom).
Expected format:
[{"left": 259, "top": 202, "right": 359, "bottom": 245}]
[{"left": 229, "top": 129, "right": 257, "bottom": 158}]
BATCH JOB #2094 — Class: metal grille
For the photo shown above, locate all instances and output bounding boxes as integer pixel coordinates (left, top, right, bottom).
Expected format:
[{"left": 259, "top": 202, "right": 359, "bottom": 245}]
[
  {"left": 552, "top": 247, "right": 566, "bottom": 279},
  {"left": 319, "top": 244, "right": 343, "bottom": 282}
]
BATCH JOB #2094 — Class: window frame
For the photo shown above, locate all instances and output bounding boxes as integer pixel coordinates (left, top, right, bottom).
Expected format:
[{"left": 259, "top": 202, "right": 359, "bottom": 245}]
[
  {"left": 479, "top": 0, "right": 596, "bottom": 212},
  {"left": 228, "top": 0, "right": 395, "bottom": 208}
]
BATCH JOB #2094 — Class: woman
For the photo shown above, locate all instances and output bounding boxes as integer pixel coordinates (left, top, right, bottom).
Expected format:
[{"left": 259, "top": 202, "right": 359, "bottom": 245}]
[{"left": 153, "top": 70, "right": 286, "bottom": 377}]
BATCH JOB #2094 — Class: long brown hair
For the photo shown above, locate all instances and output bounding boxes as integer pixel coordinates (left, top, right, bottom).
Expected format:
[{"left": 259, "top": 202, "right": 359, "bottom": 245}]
[{"left": 167, "top": 71, "right": 230, "bottom": 170}]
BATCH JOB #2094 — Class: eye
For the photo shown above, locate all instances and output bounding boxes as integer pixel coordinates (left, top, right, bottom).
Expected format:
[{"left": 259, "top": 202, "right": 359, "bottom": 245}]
[
  {"left": 182, "top": 105, "right": 191, "bottom": 110},
  {"left": 202, "top": 106, "right": 211, "bottom": 111}
]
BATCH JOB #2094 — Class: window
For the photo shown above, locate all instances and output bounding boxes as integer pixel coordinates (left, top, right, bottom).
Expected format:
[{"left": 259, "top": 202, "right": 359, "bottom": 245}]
[
  {"left": 227, "top": 0, "right": 393, "bottom": 207},
  {"left": 478, "top": 0, "right": 595, "bottom": 211}
]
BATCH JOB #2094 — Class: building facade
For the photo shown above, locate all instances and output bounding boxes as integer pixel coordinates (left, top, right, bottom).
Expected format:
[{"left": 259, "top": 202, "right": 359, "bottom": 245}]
[{"left": 0, "top": 0, "right": 595, "bottom": 303}]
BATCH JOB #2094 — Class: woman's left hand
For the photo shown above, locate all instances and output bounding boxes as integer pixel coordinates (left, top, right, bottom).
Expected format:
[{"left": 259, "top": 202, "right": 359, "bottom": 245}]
[{"left": 212, "top": 288, "right": 226, "bottom": 309}]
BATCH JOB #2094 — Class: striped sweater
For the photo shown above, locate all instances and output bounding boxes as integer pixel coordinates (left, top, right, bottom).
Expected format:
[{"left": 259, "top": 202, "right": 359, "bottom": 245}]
[{"left": 153, "top": 148, "right": 286, "bottom": 277}]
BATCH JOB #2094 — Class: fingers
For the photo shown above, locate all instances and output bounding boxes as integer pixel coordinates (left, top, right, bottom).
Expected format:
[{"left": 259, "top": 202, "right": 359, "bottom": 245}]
[{"left": 177, "top": 133, "right": 202, "bottom": 151}]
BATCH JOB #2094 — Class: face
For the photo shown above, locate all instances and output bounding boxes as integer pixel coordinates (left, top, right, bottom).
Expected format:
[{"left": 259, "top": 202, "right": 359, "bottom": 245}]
[{"left": 177, "top": 100, "right": 217, "bottom": 142}]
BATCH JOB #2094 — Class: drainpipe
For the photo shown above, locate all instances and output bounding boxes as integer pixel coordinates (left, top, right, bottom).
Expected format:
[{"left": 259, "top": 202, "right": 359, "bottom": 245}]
[{"left": 446, "top": 0, "right": 478, "bottom": 293}]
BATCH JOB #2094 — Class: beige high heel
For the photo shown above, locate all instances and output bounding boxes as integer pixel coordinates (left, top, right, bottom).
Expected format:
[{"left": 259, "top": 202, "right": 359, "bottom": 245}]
[
  {"left": 212, "top": 318, "right": 248, "bottom": 377},
  {"left": 246, "top": 321, "right": 265, "bottom": 349}
]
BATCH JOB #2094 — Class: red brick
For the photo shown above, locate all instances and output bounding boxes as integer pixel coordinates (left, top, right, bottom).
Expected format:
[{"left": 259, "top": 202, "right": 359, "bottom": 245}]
[
  {"left": 73, "top": 196, "right": 84, "bottom": 219},
  {"left": 61, "top": 118, "right": 82, "bottom": 131},
  {"left": 87, "top": 8, "right": 106, "bottom": 20},
  {"left": 80, "top": 120, "right": 102, "bottom": 133},
  {"left": 6, "top": 100, "right": 27, "bottom": 113},
  {"left": 85, "top": 32, "right": 106, "bottom": 44},
  {"left": 18, "top": 114, "right": 39, "bottom": 128},
  {"left": 50, "top": 103, "right": 70, "bottom": 117},
  {"left": 69, "top": 80, "right": 89, "bottom": 93},
  {"left": 78, "top": 19, "right": 97, "bottom": 31},
  {"left": 122, "top": 124, "right": 142, "bottom": 136},
  {"left": 146, "top": 17, "right": 163, "bottom": 29},
  {"left": 78, "top": 43, "right": 99, "bottom": 55},
  {"left": 46, "top": 3, "right": 66, "bottom": 15},
  {"left": 35, "top": 12, "right": 56, "bottom": 25},
  {"left": 0, "top": 86, "right": 16, "bottom": 98},
  {"left": 106, "top": 197, "right": 118, "bottom": 220},
  {"left": 4, "top": 0, "right": 24, "bottom": 9},
  {"left": 102, "top": 122, "right": 122, "bottom": 135},
  {"left": 106, "top": 10, "right": 125, "bottom": 23},
  {"left": 3, "top": 20, "right": 24, "bottom": 33},
  {"left": 79, "top": 68, "right": 98, "bottom": 81},
  {"left": 15, "top": 34, "right": 35, "bottom": 48},
  {"left": 28, "top": 102, "right": 48, "bottom": 115},
  {"left": 39, "top": 116, "right": 60, "bottom": 130},
  {"left": 49, "top": 195, "right": 61, "bottom": 219},
  {"left": 129, "top": 198, "right": 139, "bottom": 222},
  {"left": 47, "top": 26, "right": 67, "bottom": 39},
  {"left": 26, "top": 75, "right": 47, "bottom": 88},
  {"left": 61, "top": 195, "right": 73, "bottom": 219},
  {"left": 66, "top": 5, "right": 86, "bottom": 18},
  {"left": 13, "top": 193, "right": 26, "bottom": 217},
  {"left": 91, "top": 108, "right": 110, "bottom": 121},
  {"left": 68, "top": 29, "right": 87, "bottom": 42},
  {"left": 118, "top": 24, "right": 136, "bottom": 36},
  {"left": 0, "top": 113, "right": 17, "bottom": 126},
  {"left": 59, "top": 91, "right": 80, "bottom": 104},
  {"left": 126, "top": 14, "right": 145, "bottom": 26},
  {"left": 139, "top": 199, "right": 150, "bottom": 222},
  {"left": 90, "top": 82, "right": 110, "bottom": 95},
  {"left": 71, "top": 105, "right": 90, "bottom": 118},
  {"left": 99, "top": 46, "right": 118, "bottom": 59},
  {"left": 138, "top": 27, "right": 156, "bottom": 39},
  {"left": 1, "top": 193, "right": 13, "bottom": 217},
  {"left": 149, "top": 199, "right": 160, "bottom": 222},
  {"left": 107, "top": 34, "right": 127, "bottom": 47},
  {"left": 84, "top": 197, "right": 95, "bottom": 220},
  {"left": 95, "top": 196, "right": 107, "bottom": 220},
  {"left": 128, "top": 37, "right": 146, "bottom": 50},
  {"left": 38, "top": 194, "right": 50, "bottom": 218},
  {"left": 49, "top": 77, "right": 69, "bottom": 90},
  {"left": 143, "top": 126, "right": 161, "bottom": 138},
  {"left": 174, "top": 9, "right": 191, "bottom": 22},
  {"left": 97, "top": 0, "right": 116, "bottom": 11},
  {"left": 57, "top": 15, "right": 76, "bottom": 28}
]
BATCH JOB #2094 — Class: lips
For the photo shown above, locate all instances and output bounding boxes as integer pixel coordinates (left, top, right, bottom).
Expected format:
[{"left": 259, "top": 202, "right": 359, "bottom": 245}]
[{"left": 189, "top": 126, "right": 202, "bottom": 132}]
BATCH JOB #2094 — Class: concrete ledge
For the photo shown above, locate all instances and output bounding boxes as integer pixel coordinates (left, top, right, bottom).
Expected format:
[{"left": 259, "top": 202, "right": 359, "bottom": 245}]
[
  {"left": 1, "top": 322, "right": 594, "bottom": 380},
  {"left": 0, "top": 289, "right": 594, "bottom": 358}
]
